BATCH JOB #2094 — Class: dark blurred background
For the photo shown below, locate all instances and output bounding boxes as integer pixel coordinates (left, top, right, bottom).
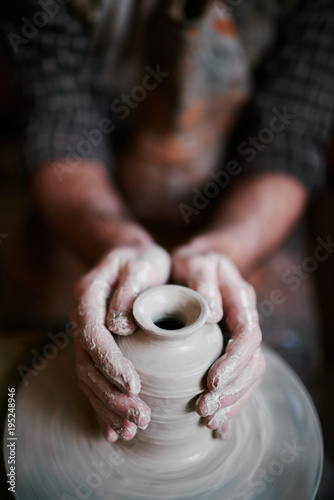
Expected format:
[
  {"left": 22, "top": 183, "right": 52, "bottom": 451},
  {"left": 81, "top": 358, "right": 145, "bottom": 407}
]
[{"left": 0, "top": 38, "right": 334, "bottom": 498}]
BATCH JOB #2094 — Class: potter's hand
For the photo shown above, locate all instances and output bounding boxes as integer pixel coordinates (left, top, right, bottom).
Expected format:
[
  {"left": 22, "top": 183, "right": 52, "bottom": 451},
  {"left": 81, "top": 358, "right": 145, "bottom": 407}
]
[
  {"left": 172, "top": 248, "right": 265, "bottom": 439},
  {"left": 73, "top": 243, "right": 171, "bottom": 442}
]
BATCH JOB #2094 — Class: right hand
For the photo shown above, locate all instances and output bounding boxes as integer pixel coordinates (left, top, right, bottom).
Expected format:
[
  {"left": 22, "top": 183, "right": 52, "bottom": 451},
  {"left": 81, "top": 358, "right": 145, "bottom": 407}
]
[{"left": 73, "top": 243, "right": 171, "bottom": 442}]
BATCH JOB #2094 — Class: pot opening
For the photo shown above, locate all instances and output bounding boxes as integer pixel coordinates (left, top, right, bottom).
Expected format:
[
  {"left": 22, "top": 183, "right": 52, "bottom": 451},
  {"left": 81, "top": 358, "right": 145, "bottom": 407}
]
[
  {"left": 154, "top": 315, "right": 186, "bottom": 330},
  {"left": 133, "top": 285, "right": 209, "bottom": 339}
]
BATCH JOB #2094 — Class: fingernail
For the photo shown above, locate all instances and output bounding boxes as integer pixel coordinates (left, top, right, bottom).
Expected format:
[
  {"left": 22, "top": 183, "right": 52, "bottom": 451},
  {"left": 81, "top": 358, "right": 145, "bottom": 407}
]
[
  {"left": 112, "top": 420, "right": 135, "bottom": 441},
  {"left": 138, "top": 408, "right": 151, "bottom": 429},
  {"left": 124, "top": 373, "right": 141, "bottom": 396},
  {"left": 115, "top": 357, "right": 141, "bottom": 396},
  {"left": 120, "top": 423, "right": 137, "bottom": 441},
  {"left": 138, "top": 420, "right": 149, "bottom": 430},
  {"left": 197, "top": 394, "right": 220, "bottom": 417},
  {"left": 211, "top": 375, "right": 221, "bottom": 392},
  {"left": 105, "top": 428, "right": 118, "bottom": 443},
  {"left": 127, "top": 407, "right": 150, "bottom": 429},
  {"left": 207, "top": 300, "right": 223, "bottom": 322},
  {"left": 108, "top": 310, "right": 137, "bottom": 335}
]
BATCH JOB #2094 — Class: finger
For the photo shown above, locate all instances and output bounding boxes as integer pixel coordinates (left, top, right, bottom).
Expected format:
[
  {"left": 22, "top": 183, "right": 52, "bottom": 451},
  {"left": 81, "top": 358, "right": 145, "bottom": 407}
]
[
  {"left": 196, "top": 348, "right": 265, "bottom": 416},
  {"left": 107, "top": 245, "right": 170, "bottom": 335},
  {"left": 79, "top": 380, "right": 137, "bottom": 441},
  {"left": 207, "top": 257, "right": 261, "bottom": 392},
  {"left": 197, "top": 366, "right": 263, "bottom": 419},
  {"left": 173, "top": 253, "right": 223, "bottom": 323},
  {"left": 94, "top": 411, "right": 119, "bottom": 443},
  {"left": 75, "top": 338, "right": 151, "bottom": 429},
  {"left": 74, "top": 247, "right": 136, "bottom": 314},
  {"left": 204, "top": 380, "right": 261, "bottom": 430},
  {"left": 74, "top": 261, "right": 141, "bottom": 396}
]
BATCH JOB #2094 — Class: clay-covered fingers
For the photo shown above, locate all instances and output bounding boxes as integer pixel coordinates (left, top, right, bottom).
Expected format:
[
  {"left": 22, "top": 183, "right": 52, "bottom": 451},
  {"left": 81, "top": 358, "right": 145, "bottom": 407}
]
[
  {"left": 94, "top": 412, "right": 119, "bottom": 443},
  {"left": 74, "top": 244, "right": 170, "bottom": 395},
  {"left": 79, "top": 380, "right": 137, "bottom": 441},
  {"left": 74, "top": 261, "right": 141, "bottom": 396},
  {"left": 182, "top": 254, "right": 265, "bottom": 436},
  {"left": 204, "top": 379, "right": 262, "bottom": 431},
  {"left": 172, "top": 250, "right": 223, "bottom": 323},
  {"left": 206, "top": 256, "right": 262, "bottom": 393},
  {"left": 196, "top": 347, "right": 265, "bottom": 417},
  {"left": 73, "top": 243, "right": 170, "bottom": 441},
  {"left": 75, "top": 336, "right": 151, "bottom": 430},
  {"left": 106, "top": 245, "right": 171, "bottom": 335}
]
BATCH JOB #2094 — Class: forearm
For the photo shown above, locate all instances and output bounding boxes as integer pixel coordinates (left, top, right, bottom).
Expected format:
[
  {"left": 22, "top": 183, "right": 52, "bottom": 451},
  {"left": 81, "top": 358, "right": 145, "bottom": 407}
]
[
  {"left": 6, "top": 1, "right": 148, "bottom": 268},
  {"left": 186, "top": 172, "right": 308, "bottom": 275},
  {"left": 31, "top": 160, "right": 153, "bottom": 267}
]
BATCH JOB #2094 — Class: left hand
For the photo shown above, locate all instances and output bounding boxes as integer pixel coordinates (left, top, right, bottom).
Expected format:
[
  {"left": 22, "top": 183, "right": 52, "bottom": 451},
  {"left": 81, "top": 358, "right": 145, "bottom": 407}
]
[{"left": 172, "top": 246, "right": 265, "bottom": 439}]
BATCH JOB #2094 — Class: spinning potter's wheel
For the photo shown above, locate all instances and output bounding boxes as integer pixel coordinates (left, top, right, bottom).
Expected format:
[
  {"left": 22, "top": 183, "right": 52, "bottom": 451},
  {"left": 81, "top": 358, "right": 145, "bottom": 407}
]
[{"left": 3, "top": 344, "right": 322, "bottom": 500}]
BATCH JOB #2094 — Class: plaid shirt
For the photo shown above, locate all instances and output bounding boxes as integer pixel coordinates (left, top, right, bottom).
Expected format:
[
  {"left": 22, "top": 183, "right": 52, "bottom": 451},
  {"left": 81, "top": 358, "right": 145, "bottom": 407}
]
[
  {"left": 1, "top": 0, "right": 334, "bottom": 196},
  {"left": 1, "top": 1, "right": 112, "bottom": 171},
  {"left": 247, "top": 0, "right": 334, "bottom": 195}
]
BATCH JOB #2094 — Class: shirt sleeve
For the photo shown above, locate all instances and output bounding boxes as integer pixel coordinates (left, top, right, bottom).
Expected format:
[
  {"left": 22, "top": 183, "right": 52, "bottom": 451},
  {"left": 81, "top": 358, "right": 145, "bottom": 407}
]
[
  {"left": 1, "top": 0, "right": 112, "bottom": 173},
  {"left": 240, "top": 0, "right": 334, "bottom": 196}
]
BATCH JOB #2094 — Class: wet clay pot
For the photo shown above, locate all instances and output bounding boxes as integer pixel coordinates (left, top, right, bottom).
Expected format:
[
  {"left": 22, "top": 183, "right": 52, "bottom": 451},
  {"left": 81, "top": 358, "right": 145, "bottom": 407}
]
[{"left": 116, "top": 284, "right": 224, "bottom": 468}]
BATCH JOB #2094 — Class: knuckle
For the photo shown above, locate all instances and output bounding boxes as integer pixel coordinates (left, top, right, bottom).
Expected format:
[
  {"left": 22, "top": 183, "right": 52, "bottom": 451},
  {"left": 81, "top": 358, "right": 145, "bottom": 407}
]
[
  {"left": 80, "top": 328, "right": 97, "bottom": 352},
  {"left": 246, "top": 283, "right": 257, "bottom": 301},
  {"left": 126, "top": 258, "right": 150, "bottom": 276},
  {"left": 113, "top": 282, "right": 141, "bottom": 302},
  {"left": 240, "top": 283, "right": 257, "bottom": 305},
  {"left": 105, "top": 395, "right": 120, "bottom": 412},
  {"left": 216, "top": 252, "right": 231, "bottom": 264},
  {"left": 106, "top": 247, "right": 120, "bottom": 260},
  {"left": 149, "top": 244, "right": 169, "bottom": 261},
  {"left": 188, "top": 254, "right": 209, "bottom": 269}
]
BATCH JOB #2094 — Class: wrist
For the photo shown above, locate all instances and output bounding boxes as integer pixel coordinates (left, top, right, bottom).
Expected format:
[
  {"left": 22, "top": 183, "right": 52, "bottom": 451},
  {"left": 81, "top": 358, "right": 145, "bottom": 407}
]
[
  {"left": 59, "top": 207, "right": 154, "bottom": 267},
  {"left": 86, "top": 215, "right": 153, "bottom": 265},
  {"left": 178, "top": 227, "right": 253, "bottom": 276},
  {"left": 31, "top": 160, "right": 153, "bottom": 267}
]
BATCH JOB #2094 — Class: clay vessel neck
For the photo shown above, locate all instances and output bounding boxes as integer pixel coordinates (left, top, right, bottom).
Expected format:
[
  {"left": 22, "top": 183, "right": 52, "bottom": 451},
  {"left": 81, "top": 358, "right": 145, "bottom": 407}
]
[{"left": 133, "top": 284, "right": 209, "bottom": 341}]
